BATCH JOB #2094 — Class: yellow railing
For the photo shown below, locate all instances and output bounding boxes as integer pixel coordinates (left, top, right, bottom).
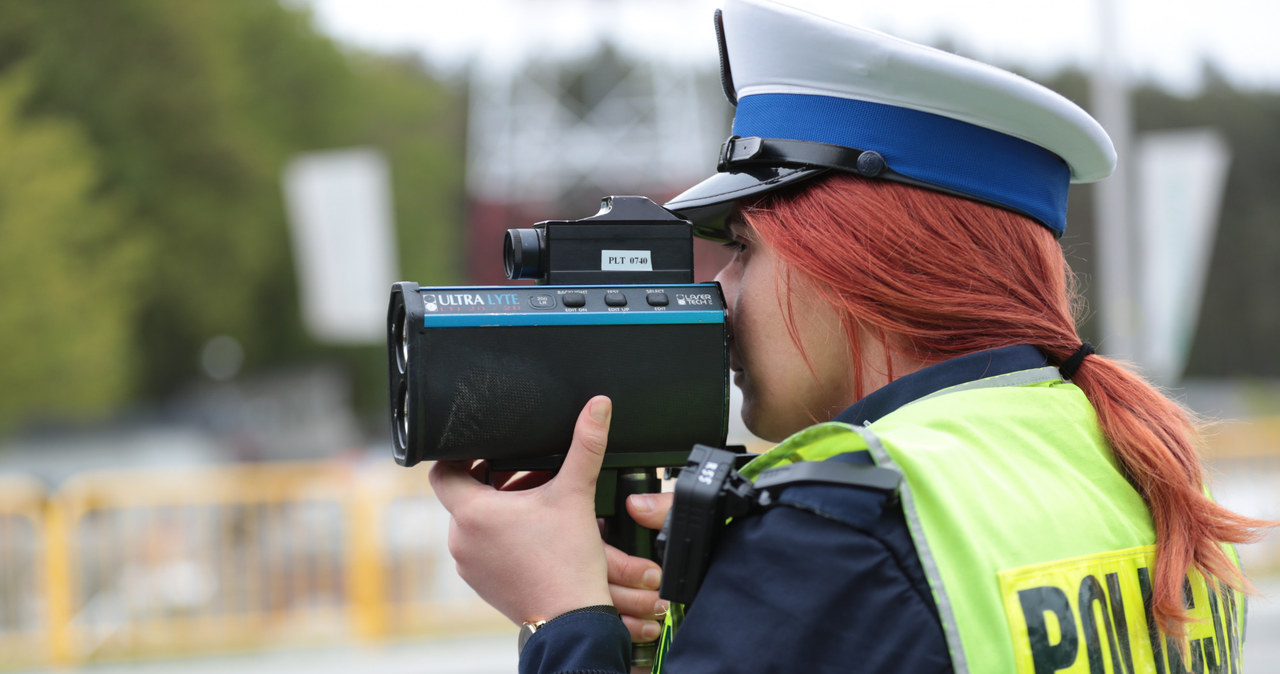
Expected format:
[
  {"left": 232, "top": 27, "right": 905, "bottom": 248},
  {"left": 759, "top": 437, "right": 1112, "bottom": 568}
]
[
  {"left": 0, "top": 461, "right": 505, "bottom": 669},
  {"left": 0, "top": 475, "right": 49, "bottom": 670},
  {"left": 1, "top": 422, "right": 1277, "bottom": 669}
]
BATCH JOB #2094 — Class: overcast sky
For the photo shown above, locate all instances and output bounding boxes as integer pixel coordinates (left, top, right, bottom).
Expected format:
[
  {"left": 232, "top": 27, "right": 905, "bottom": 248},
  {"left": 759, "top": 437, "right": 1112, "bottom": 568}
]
[{"left": 301, "top": 0, "right": 1280, "bottom": 93}]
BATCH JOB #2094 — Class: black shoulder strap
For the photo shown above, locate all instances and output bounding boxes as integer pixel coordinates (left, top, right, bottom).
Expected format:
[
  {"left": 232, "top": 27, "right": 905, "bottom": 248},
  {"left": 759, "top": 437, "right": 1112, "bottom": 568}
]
[{"left": 752, "top": 460, "right": 902, "bottom": 497}]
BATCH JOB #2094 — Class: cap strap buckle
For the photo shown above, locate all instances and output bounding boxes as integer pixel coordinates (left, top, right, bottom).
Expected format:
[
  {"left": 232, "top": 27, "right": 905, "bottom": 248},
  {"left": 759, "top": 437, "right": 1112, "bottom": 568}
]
[
  {"left": 717, "top": 135, "right": 888, "bottom": 178},
  {"left": 717, "top": 136, "right": 762, "bottom": 171}
]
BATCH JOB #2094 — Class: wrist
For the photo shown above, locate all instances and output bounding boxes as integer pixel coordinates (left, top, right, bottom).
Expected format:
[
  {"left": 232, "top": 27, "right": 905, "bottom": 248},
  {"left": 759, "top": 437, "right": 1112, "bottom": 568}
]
[{"left": 518, "top": 605, "right": 620, "bottom": 654}]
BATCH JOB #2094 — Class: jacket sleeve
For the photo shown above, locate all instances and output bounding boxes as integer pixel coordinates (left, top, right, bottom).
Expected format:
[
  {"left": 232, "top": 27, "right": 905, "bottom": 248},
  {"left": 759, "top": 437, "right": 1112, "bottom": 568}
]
[
  {"left": 661, "top": 485, "right": 954, "bottom": 674},
  {"left": 518, "top": 610, "right": 631, "bottom": 674}
]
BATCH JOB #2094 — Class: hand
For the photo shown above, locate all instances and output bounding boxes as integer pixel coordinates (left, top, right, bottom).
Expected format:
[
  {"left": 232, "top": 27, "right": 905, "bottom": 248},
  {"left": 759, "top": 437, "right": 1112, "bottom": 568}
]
[
  {"left": 606, "top": 491, "right": 674, "bottom": 644},
  {"left": 429, "top": 396, "right": 615, "bottom": 625}
]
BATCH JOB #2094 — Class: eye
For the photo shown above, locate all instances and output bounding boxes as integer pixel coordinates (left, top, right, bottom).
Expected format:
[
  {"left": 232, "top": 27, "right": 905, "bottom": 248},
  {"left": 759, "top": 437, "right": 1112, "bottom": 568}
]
[{"left": 721, "top": 239, "right": 747, "bottom": 254}]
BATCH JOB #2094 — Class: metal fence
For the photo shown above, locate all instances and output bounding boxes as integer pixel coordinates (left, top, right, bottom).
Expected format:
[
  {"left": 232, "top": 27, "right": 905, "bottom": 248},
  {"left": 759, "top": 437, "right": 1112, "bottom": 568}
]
[
  {"left": 0, "top": 476, "right": 48, "bottom": 670},
  {"left": 0, "top": 461, "right": 503, "bottom": 670},
  {"left": 1, "top": 428, "right": 1277, "bottom": 670}
]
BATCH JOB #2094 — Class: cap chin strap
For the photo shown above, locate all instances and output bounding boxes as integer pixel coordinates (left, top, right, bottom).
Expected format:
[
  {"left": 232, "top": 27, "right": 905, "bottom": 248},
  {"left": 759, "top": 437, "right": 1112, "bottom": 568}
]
[
  {"left": 718, "top": 135, "right": 886, "bottom": 176},
  {"left": 717, "top": 134, "right": 1045, "bottom": 226}
]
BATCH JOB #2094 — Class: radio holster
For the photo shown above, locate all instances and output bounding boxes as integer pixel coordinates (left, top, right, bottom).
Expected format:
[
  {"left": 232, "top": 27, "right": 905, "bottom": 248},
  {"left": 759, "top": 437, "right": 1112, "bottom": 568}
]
[{"left": 656, "top": 444, "right": 903, "bottom": 605}]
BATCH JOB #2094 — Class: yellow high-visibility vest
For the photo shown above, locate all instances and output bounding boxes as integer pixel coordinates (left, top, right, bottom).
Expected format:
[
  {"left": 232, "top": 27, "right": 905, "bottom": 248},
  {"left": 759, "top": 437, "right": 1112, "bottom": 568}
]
[{"left": 653, "top": 367, "right": 1244, "bottom": 673}]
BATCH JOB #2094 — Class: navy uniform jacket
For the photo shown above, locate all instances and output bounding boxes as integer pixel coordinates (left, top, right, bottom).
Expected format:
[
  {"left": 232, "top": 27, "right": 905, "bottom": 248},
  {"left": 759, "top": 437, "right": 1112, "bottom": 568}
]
[{"left": 520, "top": 346, "right": 1052, "bottom": 674}]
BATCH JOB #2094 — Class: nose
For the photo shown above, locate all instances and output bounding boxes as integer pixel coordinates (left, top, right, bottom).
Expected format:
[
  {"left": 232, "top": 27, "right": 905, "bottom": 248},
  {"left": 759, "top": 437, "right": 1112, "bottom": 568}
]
[
  {"left": 716, "top": 266, "right": 737, "bottom": 308},
  {"left": 714, "top": 264, "right": 737, "bottom": 332},
  {"left": 713, "top": 264, "right": 736, "bottom": 302}
]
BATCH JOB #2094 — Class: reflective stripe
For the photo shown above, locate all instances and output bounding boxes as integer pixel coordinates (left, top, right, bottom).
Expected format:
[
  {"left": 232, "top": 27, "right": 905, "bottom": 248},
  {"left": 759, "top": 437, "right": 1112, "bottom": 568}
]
[
  {"left": 861, "top": 364, "right": 1065, "bottom": 673},
  {"left": 861, "top": 424, "right": 970, "bottom": 673},
  {"left": 911, "top": 365, "right": 1063, "bottom": 405},
  {"left": 651, "top": 602, "right": 684, "bottom": 674}
]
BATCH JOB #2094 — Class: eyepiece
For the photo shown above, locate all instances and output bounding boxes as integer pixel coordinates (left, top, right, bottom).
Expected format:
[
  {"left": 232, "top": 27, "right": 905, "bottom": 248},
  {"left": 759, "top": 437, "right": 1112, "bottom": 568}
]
[{"left": 504, "top": 228, "right": 546, "bottom": 280}]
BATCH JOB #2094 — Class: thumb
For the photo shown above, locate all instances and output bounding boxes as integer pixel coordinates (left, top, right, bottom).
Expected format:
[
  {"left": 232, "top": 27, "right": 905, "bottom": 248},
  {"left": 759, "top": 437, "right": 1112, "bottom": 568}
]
[
  {"left": 555, "top": 396, "right": 612, "bottom": 495},
  {"left": 626, "top": 491, "right": 673, "bottom": 531},
  {"left": 429, "top": 460, "right": 487, "bottom": 513}
]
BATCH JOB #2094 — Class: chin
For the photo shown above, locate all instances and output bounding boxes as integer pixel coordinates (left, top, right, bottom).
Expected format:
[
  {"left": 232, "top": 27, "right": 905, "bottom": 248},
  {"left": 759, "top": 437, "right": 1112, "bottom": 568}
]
[{"left": 740, "top": 404, "right": 789, "bottom": 444}]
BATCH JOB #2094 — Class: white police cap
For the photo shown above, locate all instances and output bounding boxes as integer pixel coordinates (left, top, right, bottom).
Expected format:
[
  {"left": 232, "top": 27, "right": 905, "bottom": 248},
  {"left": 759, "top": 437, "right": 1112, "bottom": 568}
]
[{"left": 664, "top": 0, "right": 1116, "bottom": 238}]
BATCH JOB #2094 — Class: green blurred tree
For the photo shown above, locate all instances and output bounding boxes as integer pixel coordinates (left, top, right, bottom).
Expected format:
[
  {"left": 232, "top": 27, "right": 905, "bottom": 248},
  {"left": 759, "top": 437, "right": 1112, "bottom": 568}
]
[
  {"left": 0, "top": 65, "right": 148, "bottom": 429},
  {"left": 0, "top": 0, "right": 464, "bottom": 430}
]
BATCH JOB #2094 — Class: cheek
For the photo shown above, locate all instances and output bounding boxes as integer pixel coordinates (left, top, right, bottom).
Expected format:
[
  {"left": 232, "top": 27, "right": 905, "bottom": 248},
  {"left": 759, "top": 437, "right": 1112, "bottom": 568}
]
[
  {"left": 732, "top": 281, "right": 805, "bottom": 434},
  {"left": 729, "top": 269, "right": 772, "bottom": 358},
  {"left": 739, "top": 281, "right": 856, "bottom": 439}
]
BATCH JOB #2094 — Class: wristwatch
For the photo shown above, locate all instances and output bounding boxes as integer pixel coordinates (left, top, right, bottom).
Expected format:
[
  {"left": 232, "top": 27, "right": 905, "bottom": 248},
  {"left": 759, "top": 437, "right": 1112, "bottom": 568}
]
[{"left": 518, "top": 605, "right": 620, "bottom": 654}]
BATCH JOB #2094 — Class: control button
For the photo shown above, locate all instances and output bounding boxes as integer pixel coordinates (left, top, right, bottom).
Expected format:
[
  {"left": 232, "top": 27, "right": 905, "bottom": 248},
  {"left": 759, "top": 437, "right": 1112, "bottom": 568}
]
[
  {"left": 528, "top": 294, "right": 555, "bottom": 309},
  {"left": 604, "top": 292, "right": 627, "bottom": 307},
  {"left": 646, "top": 292, "right": 669, "bottom": 307},
  {"left": 562, "top": 292, "right": 586, "bottom": 308}
]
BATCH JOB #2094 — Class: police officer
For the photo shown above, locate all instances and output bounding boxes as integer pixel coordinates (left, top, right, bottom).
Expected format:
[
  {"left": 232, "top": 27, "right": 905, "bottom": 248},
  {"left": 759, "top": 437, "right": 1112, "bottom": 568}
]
[{"left": 430, "top": 1, "right": 1269, "bottom": 672}]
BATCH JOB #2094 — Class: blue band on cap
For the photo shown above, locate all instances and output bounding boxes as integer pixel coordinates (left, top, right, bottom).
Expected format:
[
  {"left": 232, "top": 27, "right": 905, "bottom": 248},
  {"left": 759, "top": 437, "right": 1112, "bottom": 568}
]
[{"left": 732, "top": 93, "right": 1072, "bottom": 234}]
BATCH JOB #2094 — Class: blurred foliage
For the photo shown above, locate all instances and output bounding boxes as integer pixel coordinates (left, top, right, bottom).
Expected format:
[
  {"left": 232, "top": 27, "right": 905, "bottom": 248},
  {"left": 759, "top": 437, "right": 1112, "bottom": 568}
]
[
  {"left": 0, "top": 0, "right": 464, "bottom": 432},
  {"left": 0, "top": 65, "right": 147, "bottom": 425}
]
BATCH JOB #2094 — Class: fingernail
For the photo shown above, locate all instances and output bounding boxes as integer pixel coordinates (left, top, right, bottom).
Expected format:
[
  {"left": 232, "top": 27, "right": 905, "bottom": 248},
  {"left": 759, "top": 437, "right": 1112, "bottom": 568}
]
[
  {"left": 654, "top": 599, "right": 669, "bottom": 616},
  {"left": 590, "top": 397, "right": 611, "bottom": 423},
  {"left": 629, "top": 493, "right": 654, "bottom": 514},
  {"left": 641, "top": 621, "right": 662, "bottom": 642},
  {"left": 643, "top": 568, "right": 662, "bottom": 590}
]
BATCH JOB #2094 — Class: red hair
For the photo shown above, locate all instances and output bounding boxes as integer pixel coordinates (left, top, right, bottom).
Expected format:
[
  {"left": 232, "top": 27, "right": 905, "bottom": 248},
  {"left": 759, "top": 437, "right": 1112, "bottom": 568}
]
[{"left": 742, "top": 172, "right": 1270, "bottom": 639}]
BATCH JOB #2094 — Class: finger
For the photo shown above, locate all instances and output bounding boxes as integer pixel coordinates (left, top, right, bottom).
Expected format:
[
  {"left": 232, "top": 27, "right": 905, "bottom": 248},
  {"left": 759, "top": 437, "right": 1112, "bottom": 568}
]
[
  {"left": 604, "top": 544, "right": 662, "bottom": 590},
  {"left": 554, "top": 396, "right": 612, "bottom": 493},
  {"left": 429, "top": 460, "right": 488, "bottom": 512},
  {"left": 610, "top": 583, "right": 667, "bottom": 621},
  {"left": 626, "top": 491, "right": 674, "bottom": 531},
  {"left": 621, "top": 614, "right": 664, "bottom": 645}
]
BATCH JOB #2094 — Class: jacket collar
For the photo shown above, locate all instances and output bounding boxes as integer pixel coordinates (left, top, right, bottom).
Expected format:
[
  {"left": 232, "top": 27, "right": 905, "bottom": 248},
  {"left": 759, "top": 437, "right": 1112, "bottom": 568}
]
[{"left": 834, "top": 345, "right": 1049, "bottom": 426}]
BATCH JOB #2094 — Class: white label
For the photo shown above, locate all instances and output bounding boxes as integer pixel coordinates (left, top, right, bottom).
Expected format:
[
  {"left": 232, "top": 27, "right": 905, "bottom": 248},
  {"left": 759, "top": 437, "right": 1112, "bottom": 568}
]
[{"left": 601, "top": 250, "right": 652, "bottom": 271}]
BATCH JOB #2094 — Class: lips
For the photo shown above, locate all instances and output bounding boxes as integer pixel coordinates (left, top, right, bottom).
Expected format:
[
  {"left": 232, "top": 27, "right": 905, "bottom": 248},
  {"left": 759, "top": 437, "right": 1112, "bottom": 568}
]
[{"left": 728, "top": 343, "right": 745, "bottom": 388}]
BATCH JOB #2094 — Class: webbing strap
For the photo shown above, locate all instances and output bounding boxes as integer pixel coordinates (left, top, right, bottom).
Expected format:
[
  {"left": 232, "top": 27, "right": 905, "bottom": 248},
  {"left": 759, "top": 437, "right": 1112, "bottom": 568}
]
[{"left": 753, "top": 459, "right": 901, "bottom": 495}]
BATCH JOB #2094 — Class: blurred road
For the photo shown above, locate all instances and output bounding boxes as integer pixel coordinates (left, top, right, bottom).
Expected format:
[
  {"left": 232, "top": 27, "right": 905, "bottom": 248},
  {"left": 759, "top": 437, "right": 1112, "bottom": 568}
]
[
  {"left": 16, "top": 633, "right": 516, "bottom": 674},
  {"left": 18, "top": 576, "right": 1280, "bottom": 673},
  {"left": 1246, "top": 575, "right": 1280, "bottom": 667}
]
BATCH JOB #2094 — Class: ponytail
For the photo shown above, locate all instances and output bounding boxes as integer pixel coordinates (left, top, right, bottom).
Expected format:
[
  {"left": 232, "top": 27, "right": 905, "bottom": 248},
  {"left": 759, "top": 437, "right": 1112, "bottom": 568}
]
[
  {"left": 745, "top": 172, "right": 1272, "bottom": 638},
  {"left": 1062, "top": 351, "right": 1262, "bottom": 635}
]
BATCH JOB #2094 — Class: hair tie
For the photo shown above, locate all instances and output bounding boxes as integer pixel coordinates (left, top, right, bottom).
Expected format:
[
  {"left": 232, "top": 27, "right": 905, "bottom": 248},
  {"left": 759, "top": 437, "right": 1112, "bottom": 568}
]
[{"left": 1059, "top": 342, "right": 1095, "bottom": 380}]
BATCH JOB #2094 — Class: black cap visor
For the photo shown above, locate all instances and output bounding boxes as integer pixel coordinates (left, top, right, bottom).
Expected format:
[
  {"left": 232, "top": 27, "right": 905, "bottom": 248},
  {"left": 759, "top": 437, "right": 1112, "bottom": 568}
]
[{"left": 664, "top": 165, "right": 827, "bottom": 241}]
